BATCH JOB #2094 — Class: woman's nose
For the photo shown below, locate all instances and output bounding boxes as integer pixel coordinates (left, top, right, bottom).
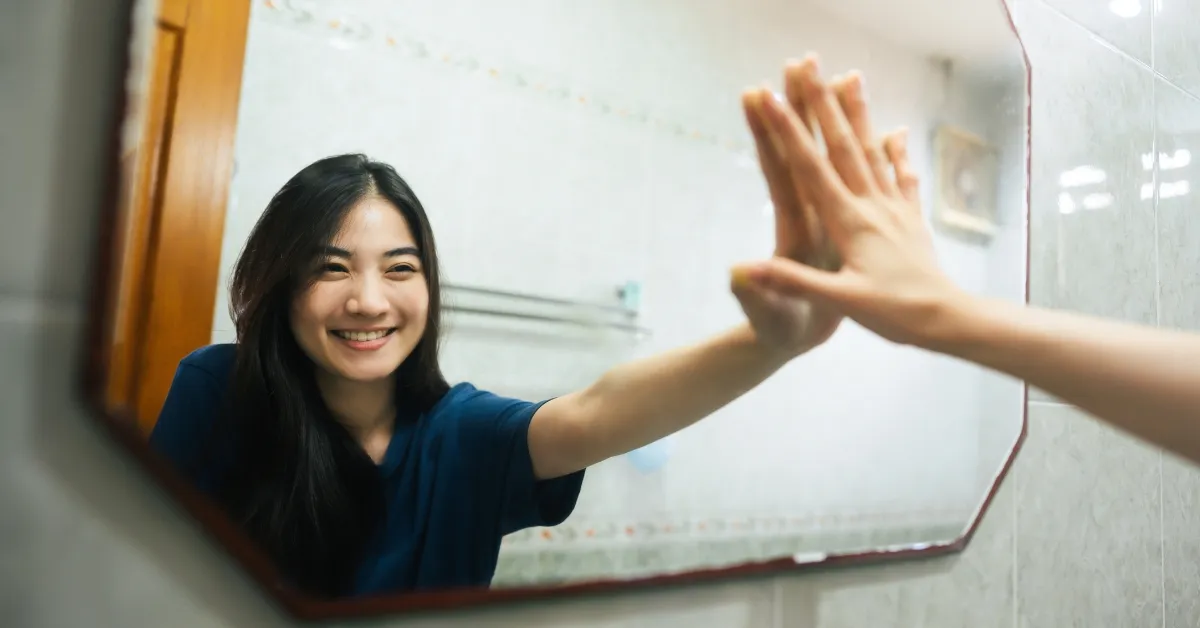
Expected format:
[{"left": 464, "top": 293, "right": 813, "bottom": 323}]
[{"left": 347, "top": 277, "right": 388, "bottom": 316}]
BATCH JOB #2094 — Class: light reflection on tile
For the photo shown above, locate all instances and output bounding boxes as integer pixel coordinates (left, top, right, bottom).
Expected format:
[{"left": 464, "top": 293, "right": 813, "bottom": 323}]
[{"left": 1016, "top": 0, "right": 1158, "bottom": 401}]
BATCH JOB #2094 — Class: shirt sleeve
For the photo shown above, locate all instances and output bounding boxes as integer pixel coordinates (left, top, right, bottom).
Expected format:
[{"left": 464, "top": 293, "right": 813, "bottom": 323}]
[
  {"left": 148, "top": 362, "right": 226, "bottom": 492},
  {"left": 453, "top": 389, "right": 586, "bottom": 535}
]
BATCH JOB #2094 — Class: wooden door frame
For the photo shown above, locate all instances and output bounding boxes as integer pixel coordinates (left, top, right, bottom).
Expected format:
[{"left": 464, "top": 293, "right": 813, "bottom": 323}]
[{"left": 101, "top": 0, "right": 251, "bottom": 431}]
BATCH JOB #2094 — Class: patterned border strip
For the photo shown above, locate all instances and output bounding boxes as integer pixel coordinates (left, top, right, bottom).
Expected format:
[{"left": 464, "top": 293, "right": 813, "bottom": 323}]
[
  {"left": 500, "top": 507, "right": 974, "bottom": 548},
  {"left": 257, "top": 0, "right": 756, "bottom": 158},
  {"left": 492, "top": 519, "right": 966, "bottom": 587}
]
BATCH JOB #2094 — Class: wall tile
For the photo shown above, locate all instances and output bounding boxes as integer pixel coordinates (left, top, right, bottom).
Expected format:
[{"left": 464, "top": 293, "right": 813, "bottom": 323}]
[
  {"left": 1163, "top": 454, "right": 1200, "bottom": 628},
  {"left": 1018, "top": 0, "right": 1158, "bottom": 401},
  {"left": 1041, "top": 0, "right": 1152, "bottom": 65},
  {"left": 1156, "top": 70, "right": 1200, "bottom": 628},
  {"left": 776, "top": 477, "right": 1015, "bottom": 628},
  {"left": 1023, "top": 0, "right": 1157, "bottom": 319},
  {"left": 1015, "top": 403, "right": 1163, "bottom": 627},
  {"left": 1155, "top": 77, "right": 1200, "bottom": 332},
  {"left": 1154, "top": 0, "right": 1200, "bottom": 96},
  {"left": 342, "top": 581, "right": 775, "bottom": 628}
]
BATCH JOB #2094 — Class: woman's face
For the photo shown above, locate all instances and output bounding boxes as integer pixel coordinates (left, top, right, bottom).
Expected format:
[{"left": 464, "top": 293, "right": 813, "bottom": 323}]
[{"left": 290, "top": 196, "right": 430, "bottom": 384}]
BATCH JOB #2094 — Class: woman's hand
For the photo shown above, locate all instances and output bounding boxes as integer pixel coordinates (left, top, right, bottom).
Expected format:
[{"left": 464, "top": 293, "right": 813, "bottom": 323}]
[
  {"left": 735, "top": 56, "right": 965, "bottom": 348},
  {"left": 730, "top": 69, "right": 862, "bottom": 356}
]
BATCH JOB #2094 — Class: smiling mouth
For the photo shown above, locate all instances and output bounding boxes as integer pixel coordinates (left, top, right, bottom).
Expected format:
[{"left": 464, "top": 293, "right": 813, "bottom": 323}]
[{"left": 331, "top": 328, "right": 396, "bottom": 342}]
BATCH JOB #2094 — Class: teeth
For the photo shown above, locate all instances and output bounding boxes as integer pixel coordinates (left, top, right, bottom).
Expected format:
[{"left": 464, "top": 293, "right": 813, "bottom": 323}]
[{"left": 335, "top": 329, "right": 390, "bottom": 342}]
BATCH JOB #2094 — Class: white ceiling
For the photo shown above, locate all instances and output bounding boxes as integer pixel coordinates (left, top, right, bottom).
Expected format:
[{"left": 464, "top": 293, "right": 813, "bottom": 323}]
[{"left": 804, "top": 0, "right": 1024, "bottom": 73}]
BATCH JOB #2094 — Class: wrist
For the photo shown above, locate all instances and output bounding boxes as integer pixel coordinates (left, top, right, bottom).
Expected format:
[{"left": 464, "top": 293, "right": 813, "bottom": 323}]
[
  {"left": 918, "top": 289, "right": 994, "bottom": 357},
  {"left": 739, "top": 322, "right": 808, "bottom": 365}
]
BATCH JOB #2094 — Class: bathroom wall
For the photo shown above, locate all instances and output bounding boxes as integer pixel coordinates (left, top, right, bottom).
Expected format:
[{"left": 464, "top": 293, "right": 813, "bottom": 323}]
[{"left": 2, "top": 0, "right": 1198, "bottom": 627}]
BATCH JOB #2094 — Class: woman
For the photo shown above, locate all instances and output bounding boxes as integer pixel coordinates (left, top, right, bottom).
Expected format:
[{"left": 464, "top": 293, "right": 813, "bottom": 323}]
[
  {"left": 736, "top": 55, "right": 1200, "bottom": 470},
  {"left": 149, "top": 134, "right": 848, "bottom": 595}
]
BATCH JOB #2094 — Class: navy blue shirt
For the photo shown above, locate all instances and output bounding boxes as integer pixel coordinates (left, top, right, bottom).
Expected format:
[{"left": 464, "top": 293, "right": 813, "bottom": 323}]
[{"left": 149, "top": 344, "right": 585, "bottom": 595}]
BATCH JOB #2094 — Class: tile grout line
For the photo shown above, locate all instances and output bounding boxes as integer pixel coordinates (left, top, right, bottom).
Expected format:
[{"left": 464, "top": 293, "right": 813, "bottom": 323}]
[
  {"left": 1035, "top": 0, "right": 1200, "bottom": 104},
  {"left": 1150, "top": 6, "right": 1168, "bottom": 625}
]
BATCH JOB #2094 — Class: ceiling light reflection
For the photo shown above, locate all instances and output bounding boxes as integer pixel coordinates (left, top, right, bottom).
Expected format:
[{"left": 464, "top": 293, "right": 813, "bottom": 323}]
[
  {"left": 1141, "top": 149, "right": 1192, "bottom": 171},
  {"left": 1109, "top": 0, "right": 1142, "bottom": 18},
  {"left": 1059, "top": 165, "right": 1107, "bottom": 188},
  {"left": 1161, "top": 180, "right": 1191, "bottom": 199}
]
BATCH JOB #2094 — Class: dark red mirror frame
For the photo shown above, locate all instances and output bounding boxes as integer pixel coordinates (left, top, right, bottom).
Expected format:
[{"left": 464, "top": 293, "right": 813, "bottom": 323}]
[{"left": 81, "top": 0, "right": 1032, "bottom": 621}]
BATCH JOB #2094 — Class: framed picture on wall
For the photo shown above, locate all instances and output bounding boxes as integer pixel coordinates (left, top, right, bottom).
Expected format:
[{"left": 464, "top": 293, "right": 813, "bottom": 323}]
[{"left": 932, "top": 124, "right": 999, "bottom": 238}]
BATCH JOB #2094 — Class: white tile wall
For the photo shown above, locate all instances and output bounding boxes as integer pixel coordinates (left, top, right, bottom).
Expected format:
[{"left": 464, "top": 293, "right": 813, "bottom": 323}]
[{"left": 3, "top": 0, "right": 1199, "bottom": 627}]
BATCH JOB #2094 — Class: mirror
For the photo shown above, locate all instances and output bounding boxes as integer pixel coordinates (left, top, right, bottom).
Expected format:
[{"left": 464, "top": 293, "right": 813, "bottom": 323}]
[{"left": 90, "top": 0, "right": 1029, "bottom": 617}]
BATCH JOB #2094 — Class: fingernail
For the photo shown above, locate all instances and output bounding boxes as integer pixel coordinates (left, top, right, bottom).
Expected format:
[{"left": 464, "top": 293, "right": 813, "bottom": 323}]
[
  {"left": 730, "top": 266, "right": 752, "bottom": 288},
  {"left": 732, "top": 263, "right": 758, "bottom": 280}
]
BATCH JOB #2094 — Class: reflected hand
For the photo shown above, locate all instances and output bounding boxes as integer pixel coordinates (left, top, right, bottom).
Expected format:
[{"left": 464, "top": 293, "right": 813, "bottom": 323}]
[
  {"left": 730, "top": 69, "right": 853, "bottom": 356},
  {"left": 735, "top": 56, "right": 962, "bottom": 348}
]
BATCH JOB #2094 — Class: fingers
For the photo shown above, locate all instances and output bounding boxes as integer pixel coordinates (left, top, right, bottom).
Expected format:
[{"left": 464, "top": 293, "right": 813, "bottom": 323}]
[
  {"left": 733, "top": 258, "right": 848, "bottom": 304},
  {"left": 742, "top": 90, "right": 813, "bottom": 257},
  {"left": 883, "top": 129, "right": 920, "bottom": 205},
  {"left": 782, "top": 63, "right": 819, "bottom": 139},
  {"left": 729, "top": 265, "right": 787, "bottom": 321},
  {"left": 758, "top": 90, "right": 858, "bottom": 246},
  {"left": 833, "top": 72, "right": 896, "bottom": 196},
  {"left": 785, "top": 57, "right": 876, "bottom": 195}
]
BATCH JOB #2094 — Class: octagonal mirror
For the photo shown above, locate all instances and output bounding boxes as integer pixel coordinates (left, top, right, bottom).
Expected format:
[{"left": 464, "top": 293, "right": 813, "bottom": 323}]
[{"left": 86, "top": 0, "right": 1028, "bottom": 619}]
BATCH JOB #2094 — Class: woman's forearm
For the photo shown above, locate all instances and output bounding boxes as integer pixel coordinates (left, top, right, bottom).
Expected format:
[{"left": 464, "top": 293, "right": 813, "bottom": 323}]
[
  {"left": 931, "top": 294, "right": 1200, "bottom": 463},
  {"left": 533, "top": 323, "right": 793, "bottom": 477}
]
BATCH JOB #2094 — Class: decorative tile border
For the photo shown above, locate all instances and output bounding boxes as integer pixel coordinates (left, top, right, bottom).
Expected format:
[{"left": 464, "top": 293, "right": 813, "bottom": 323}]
[
  {"left": 499, "top": 507, "right": 973, "bottom": 548},
  {"left": 256, "top": 0, "right": 756, "bottom": 158},
  {"left": 492, "top": 517, "right": 967, "bottom": 586}
]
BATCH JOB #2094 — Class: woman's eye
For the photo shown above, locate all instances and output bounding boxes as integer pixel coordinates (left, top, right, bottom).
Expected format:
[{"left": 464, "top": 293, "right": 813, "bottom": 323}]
[
  {"left": 389, "top": 264, "right": 418, "bottom": 275},
  {"left": 320, "top": 262, "right": 348, "bottom": 274}
]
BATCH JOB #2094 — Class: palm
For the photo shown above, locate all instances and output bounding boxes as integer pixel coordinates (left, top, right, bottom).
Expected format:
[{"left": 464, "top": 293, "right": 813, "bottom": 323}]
[
  {"left": 733, "top": 89, "right": 845, "bottom": 355},
  {"left": 765, "top": 200, "right": 844, "bottom": 349}
]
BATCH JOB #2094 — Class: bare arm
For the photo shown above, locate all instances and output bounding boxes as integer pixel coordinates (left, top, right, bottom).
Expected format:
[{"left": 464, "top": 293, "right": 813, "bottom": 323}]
[
  {"left": 738, "top": 54, "right": 1200, "bottom": 467},
  {"left": 528, "top": 322, "right": 793, "bottom": 479},
  {"left": 932, "top": 295, "right": 1200, "bottom": 463},
  {"left": 525, "top": 70, "right": 864, "bottom": 481}
]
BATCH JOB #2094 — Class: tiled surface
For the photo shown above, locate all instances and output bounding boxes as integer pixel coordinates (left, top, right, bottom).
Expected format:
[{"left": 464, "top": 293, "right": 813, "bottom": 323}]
[
  {"left": 1156, "top": 71, "right": 1200, "bottom": 628},
  {"left": 1023, "top": 0, "right": 1157, "bottom": 323},
  {"left": 1015, "top": 404, "right": 1164, "bottom": 627},
  {"left": 776, "top": 477, "right": 1016, "bottom": 628},
  {"left": 1154, "top": 0, "right": 1200, "bottom": 96},
  {"left": 1155, "top": 77, "right": 1200, "bottom": 332},
  {"left": 1019, "top": 0, "right": 1157, "bottom": 402},
  {"left": 1163, "top": 454, "right": 1200, "bottom": 628},
  {"left": 1042, "top": 0, "right": 1152, "bottom": 65}
]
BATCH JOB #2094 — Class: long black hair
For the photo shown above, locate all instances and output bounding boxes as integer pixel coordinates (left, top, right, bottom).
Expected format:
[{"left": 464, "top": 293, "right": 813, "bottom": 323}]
[{"left": 215, "top": 154, "right": 449, "bottom": 597}]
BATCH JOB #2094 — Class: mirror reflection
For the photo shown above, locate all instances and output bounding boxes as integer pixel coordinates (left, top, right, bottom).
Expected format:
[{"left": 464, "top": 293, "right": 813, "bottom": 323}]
[{"left": 105, "top": 0, "right": 1027, "bottom": 600}]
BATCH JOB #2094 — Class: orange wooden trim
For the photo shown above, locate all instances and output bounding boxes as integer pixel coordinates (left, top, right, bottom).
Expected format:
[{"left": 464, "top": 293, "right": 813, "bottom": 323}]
[
  {"left": 159, "top": 0, "right": 190, "bottom": 28},
  {"left": 106, "top": 24, "right": 185, "bottom": 412},
  {"left": 132, "top": 0, "right": 251, "bottom": 429}
]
